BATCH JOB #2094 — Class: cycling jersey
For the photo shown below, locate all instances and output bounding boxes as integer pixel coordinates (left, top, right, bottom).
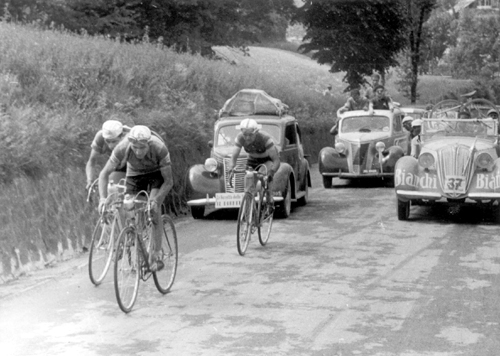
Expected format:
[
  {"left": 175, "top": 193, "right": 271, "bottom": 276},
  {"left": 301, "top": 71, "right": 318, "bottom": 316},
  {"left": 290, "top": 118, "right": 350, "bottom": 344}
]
[
  {"left": 235, "top": 131, "right": 274, "bottom": 155},
  {"left": 109, "top": 135, "right": 171, "bottom": 177}
]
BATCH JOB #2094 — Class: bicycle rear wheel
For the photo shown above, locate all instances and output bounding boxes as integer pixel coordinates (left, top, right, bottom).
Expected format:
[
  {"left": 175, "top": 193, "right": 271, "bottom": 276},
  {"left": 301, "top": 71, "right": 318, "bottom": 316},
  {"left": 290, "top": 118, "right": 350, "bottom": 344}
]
[
  {"left": 236, "top": 192, "right": 254, "bottom": 256},
  {"left": 114, "top": 226, "right": 140, "bottom": 313},
  {"left": 257, "top": 191, "right": 274, "bottom": 246},
  {"left": 88, "top": 214, "right": 119, "bottom": 286},
  {"left": 153, "top": 215, "right": 178, "bottom": 294}
]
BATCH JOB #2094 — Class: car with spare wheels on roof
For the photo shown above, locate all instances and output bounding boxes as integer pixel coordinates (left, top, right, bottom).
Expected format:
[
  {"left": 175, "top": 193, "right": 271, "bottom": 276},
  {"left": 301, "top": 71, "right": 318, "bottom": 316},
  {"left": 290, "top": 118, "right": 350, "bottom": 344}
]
[{"left": 185, "top": 89, "right": 311, "bottom": 219}]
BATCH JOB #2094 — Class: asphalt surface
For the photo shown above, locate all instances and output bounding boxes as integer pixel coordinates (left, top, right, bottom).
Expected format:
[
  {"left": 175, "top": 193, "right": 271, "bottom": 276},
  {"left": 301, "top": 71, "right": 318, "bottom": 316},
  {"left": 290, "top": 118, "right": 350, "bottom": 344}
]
[{"left": 1, "top": 166, "right": 500, "bottom": 356}]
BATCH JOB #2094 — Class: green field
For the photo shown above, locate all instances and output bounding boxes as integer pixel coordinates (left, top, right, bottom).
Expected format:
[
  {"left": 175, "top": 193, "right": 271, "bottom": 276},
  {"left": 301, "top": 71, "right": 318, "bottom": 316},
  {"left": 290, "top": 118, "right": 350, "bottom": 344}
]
[{"left": 0, "top": 22, "right": 474, "bottom": 282}]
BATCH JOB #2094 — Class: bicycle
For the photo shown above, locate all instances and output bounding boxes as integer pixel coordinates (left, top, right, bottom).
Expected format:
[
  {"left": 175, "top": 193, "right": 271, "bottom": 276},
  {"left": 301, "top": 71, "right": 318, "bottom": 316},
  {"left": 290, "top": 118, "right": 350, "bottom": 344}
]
[
  {"left": 86, "top": 178, "right": 99, "bottom": 207},
  {"left": 429, "top": 92, "right": 497, "bottom": 119},
  {"left": 113, "top": 190, "right": 178, "bottom": 313},
  {"left": 88, "top": 179, "right": 126, "bottom": 286},
  {"left": 232, "top": 164, "right": 274, "bottom": 256}
]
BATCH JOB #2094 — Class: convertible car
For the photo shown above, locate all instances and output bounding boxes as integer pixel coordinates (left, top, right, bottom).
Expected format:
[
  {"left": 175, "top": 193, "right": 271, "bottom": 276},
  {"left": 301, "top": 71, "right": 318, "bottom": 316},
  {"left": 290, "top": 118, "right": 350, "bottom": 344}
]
[
  {"left": 395, "top": 98, "right": 500, "bottom": 220},
  {"left": 185, "top": 89, "right": 311, "bottom": 219},
  {"left": 319, "top": 109, "right": 409, "bottom": 188}
]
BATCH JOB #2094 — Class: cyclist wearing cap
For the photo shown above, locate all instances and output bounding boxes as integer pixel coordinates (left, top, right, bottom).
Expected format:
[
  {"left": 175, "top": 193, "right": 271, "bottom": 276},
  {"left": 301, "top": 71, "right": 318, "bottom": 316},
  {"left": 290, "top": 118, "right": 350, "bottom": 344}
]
[
  {"left": 228, "top": 118, "right": 280, "bottom": 204},
  {"left": 85, "top": 119, "right": 131, "bottom": 190},
  {"left": 98, "top": 125, "right": 173, "bottom": 272},
  {"left": 410, "top": 119, "right": 422, "bottom": 158},
  {"left": 402, "top": 116, "right": 413, "bottom": 133}
]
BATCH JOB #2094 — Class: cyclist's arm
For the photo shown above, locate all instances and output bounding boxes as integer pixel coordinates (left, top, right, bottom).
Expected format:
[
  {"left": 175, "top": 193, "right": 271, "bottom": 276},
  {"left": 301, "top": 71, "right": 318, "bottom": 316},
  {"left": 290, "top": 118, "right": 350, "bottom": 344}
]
[
  {"left": 229, "top": 145, "right": 242, "bottom": 171},
  {"left": 85, "top": 149, "right": 100, "bottom": 188},
  {"left": 152, "top": 165, "right": 173, "bottom": 205},
  {"left": 98, "top": 159, "right": 119, "bottom": 200},
  {"left": 267, "top": 145, "right": 280, "bottom": 176}
]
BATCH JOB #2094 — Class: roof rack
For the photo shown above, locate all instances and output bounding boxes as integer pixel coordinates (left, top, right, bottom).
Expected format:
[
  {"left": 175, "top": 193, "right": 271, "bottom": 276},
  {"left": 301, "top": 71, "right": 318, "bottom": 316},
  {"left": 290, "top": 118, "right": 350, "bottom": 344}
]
[{"left": 218, "top": 89, "right": 289, "bottom": 119}]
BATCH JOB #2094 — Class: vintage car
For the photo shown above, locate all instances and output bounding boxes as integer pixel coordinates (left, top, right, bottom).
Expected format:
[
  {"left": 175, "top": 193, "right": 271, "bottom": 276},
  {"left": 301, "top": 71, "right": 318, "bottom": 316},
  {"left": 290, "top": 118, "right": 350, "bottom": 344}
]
[
  {"left": 185, "top": 89, "right": 311, "bottom": 219},
  {"left": 319, "top": 108, "right": 409, "bottom": 188},
  {"left": 395, "top": 98, "right": 500, "bottom": 220}
]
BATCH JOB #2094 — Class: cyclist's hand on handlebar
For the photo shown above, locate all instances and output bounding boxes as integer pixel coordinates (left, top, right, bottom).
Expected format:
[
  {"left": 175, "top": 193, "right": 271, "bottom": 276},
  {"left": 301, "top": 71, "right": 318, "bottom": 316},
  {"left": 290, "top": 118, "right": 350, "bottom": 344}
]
[{"left": 98, "top": 198, "right": 106, "bottom": 214}]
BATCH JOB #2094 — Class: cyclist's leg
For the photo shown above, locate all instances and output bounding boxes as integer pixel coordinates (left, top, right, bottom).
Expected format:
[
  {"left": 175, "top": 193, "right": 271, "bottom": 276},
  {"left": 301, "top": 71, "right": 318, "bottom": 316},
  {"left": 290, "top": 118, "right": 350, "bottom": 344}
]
[
  {"left": 146, "top": 172, "right": 165, "bottom": 271},
  {"left": 261, "top": 160, "right": 275, "bottom": 206}
]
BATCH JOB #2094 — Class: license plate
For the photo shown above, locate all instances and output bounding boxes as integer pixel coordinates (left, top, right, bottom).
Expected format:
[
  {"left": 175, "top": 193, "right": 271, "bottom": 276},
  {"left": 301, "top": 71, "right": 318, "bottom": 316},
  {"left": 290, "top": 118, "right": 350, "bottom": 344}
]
[
  {"left": 215, "top": 193, "right": 245, "bottom": 208},
  {"left": 443, "top": 175, "right": 466, "bottom": 194}
]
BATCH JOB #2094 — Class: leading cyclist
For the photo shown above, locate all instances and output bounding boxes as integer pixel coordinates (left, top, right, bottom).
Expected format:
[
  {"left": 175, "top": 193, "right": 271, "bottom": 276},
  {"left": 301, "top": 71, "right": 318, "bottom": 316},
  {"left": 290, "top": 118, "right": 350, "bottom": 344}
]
[
  {"left": 98, "top": 125, "right": 173, "bottom": 271},
  {"left": 228, "top": 118, "right": 280, "bottom": 207}
]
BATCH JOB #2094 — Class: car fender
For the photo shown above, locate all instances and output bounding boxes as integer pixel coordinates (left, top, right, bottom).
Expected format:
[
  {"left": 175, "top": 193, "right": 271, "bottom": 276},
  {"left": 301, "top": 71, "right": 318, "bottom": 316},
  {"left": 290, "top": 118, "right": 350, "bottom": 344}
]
[
  {"left": 381, "top": 145, "right": 405, "bottom": 168},
  {"left": 186, "top": 164, "right": 222, "bottom": 200},
  {"left": 394, "top": 156, "right": 419, "bottom": 191},
  {"left": 318, "top": 146, "right": 346, "bottom": 174},
  {"left": 273, "top": 162, "right": 293, "bottom": 195}
]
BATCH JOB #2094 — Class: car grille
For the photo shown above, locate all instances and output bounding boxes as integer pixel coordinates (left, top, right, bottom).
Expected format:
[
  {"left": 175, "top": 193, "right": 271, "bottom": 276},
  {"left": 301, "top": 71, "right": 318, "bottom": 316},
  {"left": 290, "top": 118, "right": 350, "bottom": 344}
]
[
  {"left": 350, "top": 143, "right": 371, "bottom": 174},
  {"left": 214, "top": 154, "right": 247, "bottom": 193},
  {"left": 437, "top": 144, "right": 474, "bottom": 197}
]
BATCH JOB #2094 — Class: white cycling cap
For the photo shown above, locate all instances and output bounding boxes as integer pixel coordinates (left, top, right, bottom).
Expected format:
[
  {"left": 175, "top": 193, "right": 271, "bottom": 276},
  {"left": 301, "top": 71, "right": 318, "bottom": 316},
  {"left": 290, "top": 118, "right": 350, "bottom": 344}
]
[
  {"left": 411, "top": 119, "right": 423, "bottom": 127},
  {"left": 128, "top": 125, "right": 152, "bottom": 142},
  {"left": 102, "top": 120, "right": 124, "bottom": 139},
  {"left": 236, "top": 118, "right": 262, "bottom": 132},
  {"left": 402, "top": 116, "right": 413, "bottom": 123}
]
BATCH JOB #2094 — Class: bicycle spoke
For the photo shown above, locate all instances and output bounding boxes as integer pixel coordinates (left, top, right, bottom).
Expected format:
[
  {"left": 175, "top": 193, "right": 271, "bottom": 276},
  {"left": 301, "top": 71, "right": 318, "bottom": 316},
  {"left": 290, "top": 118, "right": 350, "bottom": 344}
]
[
  {"left": 153, "top": 215, "right": 178, "bottom": 294},
  {"left": 237, "top": 193, "right": 253, "bottom": 256},
  {"left": 114, "top": 227, "right": 140, "bottom": 313},
  {"left": 88, "top": 215, "right": 119, "bottom": 286}
]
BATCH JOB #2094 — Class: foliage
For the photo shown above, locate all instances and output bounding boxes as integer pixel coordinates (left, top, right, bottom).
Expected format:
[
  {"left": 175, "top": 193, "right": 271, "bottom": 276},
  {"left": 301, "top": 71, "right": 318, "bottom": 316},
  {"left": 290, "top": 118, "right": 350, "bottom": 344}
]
[
  {"left": 296, "top": 0, "right": 407, "bottom": 90},
  {"left": 446, "top": 10, "right": 500, "bottom": 79}
]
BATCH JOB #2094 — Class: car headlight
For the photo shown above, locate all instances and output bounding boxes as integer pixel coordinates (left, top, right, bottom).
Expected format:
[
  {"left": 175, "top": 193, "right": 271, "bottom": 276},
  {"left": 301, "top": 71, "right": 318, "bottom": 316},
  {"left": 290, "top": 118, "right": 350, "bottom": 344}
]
[
  {"left": 375, "top": 142, "right": 385, "bottom": 152},
  {"left": 476, "top": 152, "right": 493, "bottom": 169},
  {"left": 418, "top": 153, "right": 435, "bottom": 168},
  {"left": 204, "top": 158, "right": 218, "bottom": 172},
  {"left": 335, "top": 142, "right": 346, "bottom": 154}
]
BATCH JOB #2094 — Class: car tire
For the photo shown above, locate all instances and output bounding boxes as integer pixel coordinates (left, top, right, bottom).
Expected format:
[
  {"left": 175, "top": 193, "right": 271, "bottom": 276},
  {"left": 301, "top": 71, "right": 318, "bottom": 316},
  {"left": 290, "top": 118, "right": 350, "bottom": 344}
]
[
  {"left": 397, "top": 199, "right": 410, "bottom": 221},
  {"left": 297, "top": 175, "right": 309, "bottom": 206},
  {"left": 276, "top": 179, "right": 292, "bottom": 219},
  {"left": 322, "top": 176, "right": 332, "bottom": 189},
  {"left": 191, "top": 206, "right": 205, "bottom": 219}
]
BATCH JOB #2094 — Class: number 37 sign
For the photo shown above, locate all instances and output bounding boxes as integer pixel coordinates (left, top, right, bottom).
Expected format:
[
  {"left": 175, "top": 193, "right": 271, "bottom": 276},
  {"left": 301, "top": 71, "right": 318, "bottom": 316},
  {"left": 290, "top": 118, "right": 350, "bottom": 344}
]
[{"left": 443, "top": 175, "right": 466, "bottom": 194}]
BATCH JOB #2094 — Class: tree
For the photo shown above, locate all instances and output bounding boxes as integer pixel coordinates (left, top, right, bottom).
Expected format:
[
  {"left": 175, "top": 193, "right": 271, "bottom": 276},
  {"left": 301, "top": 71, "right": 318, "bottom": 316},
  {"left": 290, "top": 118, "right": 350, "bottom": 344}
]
[
  {"left": 295, "top": 0, "right": 407, "bottom": 91},
  {"left": 398, "top": 0, "right": 436, "bottom": 103}
]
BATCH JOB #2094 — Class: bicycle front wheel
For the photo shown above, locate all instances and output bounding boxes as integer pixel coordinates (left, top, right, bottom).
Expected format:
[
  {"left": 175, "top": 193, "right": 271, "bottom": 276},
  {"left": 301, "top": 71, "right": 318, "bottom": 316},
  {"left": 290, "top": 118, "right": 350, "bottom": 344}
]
[
  {"left": 88, "top": 214, "right": 119, "bottom": 286},
  {"left": 257, "top": 191, "right": 274, "bottom": 246},
  {"left": 114, "top": 227, "right": 140, "bottom": 313},
  {"left": 153, "top": 215, "right": 178, "bottom": 294},
  {"left": 236, "top": 192, "right": 254, "bottom": 256}
]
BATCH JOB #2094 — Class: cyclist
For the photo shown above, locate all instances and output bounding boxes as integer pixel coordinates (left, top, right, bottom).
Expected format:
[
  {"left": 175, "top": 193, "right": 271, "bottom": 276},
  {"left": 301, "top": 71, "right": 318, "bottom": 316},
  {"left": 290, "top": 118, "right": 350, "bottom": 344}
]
[
  {"left": 228, "top": 118, "right": 280, "bottom": 208},
  {"left": 86, "top": 119, "right": 131, "bottom": 190},
  {"left": 98, "top": 125, "right": 173, "bottom": 272}
]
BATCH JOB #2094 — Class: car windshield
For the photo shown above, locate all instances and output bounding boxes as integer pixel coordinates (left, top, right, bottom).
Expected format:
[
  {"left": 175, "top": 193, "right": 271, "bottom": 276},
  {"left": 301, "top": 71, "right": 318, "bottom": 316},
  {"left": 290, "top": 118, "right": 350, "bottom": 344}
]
[
  {"left": 421, "top": 118, "right": 498, "bottom": 141},
  {"left": 340, "top": 115, "right": 390, "bottom": 133},
  {"left": 215, "top": 124, "right": 281, "bottom": 147}
]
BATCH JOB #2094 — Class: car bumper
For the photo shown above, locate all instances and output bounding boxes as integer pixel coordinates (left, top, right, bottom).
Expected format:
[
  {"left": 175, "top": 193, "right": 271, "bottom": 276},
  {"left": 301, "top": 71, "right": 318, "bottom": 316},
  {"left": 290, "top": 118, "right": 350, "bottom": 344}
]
[
  {"left": 322, "top": 172, "right": 394, "bottom": 178},
  {"left": 396, "top": 189, "right": 500, "bottom": 200}
]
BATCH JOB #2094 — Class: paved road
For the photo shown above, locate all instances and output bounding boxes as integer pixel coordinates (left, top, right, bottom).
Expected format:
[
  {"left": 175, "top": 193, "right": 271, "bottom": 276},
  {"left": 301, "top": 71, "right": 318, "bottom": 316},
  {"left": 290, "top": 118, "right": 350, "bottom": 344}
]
[{"left": 1, "top": 167, "right": 500, "bottom": 356}]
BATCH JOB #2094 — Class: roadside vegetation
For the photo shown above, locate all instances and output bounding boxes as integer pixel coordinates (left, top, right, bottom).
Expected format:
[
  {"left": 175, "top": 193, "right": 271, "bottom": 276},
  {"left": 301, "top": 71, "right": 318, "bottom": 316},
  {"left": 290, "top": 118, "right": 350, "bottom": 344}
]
[{"left": 0, "top": 22, "right": 342, "bottom": 278}]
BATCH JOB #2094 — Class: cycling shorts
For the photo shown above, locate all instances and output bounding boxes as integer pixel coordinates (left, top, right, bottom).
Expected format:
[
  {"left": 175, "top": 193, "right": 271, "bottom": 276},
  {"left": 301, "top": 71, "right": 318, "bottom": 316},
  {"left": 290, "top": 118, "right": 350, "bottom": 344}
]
[
  {"left": 125, "top": 171, "right": 163, "bottom": 195},
  {"left": 247, "top": 156, "right": 272, "bottom": 170}
]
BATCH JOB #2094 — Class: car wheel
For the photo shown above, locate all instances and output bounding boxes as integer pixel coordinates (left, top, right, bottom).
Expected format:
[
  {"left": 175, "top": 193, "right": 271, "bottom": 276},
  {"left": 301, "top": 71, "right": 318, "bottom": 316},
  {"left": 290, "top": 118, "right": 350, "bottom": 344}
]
[
  {"left": 277, "top": 179, "right": 292, "bottom": 219},
  {"left": 191, "top": 206, "right": 205, "bottom": 219},
  {"left": 397, "top": 199, "right": 410, "bottom": 221},
  {"left": 297, "top": 175, "right": 309, "bottom": 206},
  {"left": 322, "top": 176, "right": 332, "bottom": 189}
]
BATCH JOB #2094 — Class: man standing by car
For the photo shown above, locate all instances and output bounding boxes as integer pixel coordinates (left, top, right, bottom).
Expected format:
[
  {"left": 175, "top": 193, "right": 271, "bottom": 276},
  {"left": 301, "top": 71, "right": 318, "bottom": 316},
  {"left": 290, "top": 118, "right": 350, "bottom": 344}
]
[
  {"left": 228, "top": 118, "right": 280, "bottom": 206},
  {"left": 410, "top": 119, "right": 423, "bottom": 158},
  {"left": 98, "top": 125, "right": 173, "bottom": 272}
]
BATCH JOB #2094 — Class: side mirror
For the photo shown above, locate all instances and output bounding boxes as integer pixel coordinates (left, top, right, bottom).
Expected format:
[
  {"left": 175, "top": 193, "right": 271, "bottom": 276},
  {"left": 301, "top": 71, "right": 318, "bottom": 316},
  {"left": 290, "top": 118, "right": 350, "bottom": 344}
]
[{"left": 208, "top": 140, "right": 213, "bottom": 148}]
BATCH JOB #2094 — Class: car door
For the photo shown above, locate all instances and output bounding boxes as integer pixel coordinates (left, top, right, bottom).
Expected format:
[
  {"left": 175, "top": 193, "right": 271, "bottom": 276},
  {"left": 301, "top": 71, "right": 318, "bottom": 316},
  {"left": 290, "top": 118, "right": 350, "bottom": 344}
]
[{"left": 282, "top": 122, "right": 301, "bottom": 187}]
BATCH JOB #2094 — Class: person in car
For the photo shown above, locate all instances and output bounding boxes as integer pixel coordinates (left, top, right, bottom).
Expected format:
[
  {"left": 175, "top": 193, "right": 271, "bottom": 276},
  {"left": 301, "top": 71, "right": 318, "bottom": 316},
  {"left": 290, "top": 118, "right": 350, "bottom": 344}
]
[
  {"left": 487, "top": 109, "right": 500, "bottom": 133},
  {"left": 228, "top": 118, "right": 280, "bottom": 206},
  {"left": 410, "top": 119, "right": 422, "bottom": 158},
  {"left": 368, "top": 85, "right": 394, "bottom": 114},
  {"left": 336, "top": 88, "right": 368, "bottom": 117},
  {"left": 364, "top": 73, "right": 381, "bottom": 100}
]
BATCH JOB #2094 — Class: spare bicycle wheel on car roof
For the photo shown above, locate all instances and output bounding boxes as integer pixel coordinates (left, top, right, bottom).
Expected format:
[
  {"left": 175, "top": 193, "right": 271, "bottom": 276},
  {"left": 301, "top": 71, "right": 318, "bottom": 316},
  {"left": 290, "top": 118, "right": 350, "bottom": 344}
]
[{"left": 218, "top": 89, "right": 289, "bottom": 118}]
